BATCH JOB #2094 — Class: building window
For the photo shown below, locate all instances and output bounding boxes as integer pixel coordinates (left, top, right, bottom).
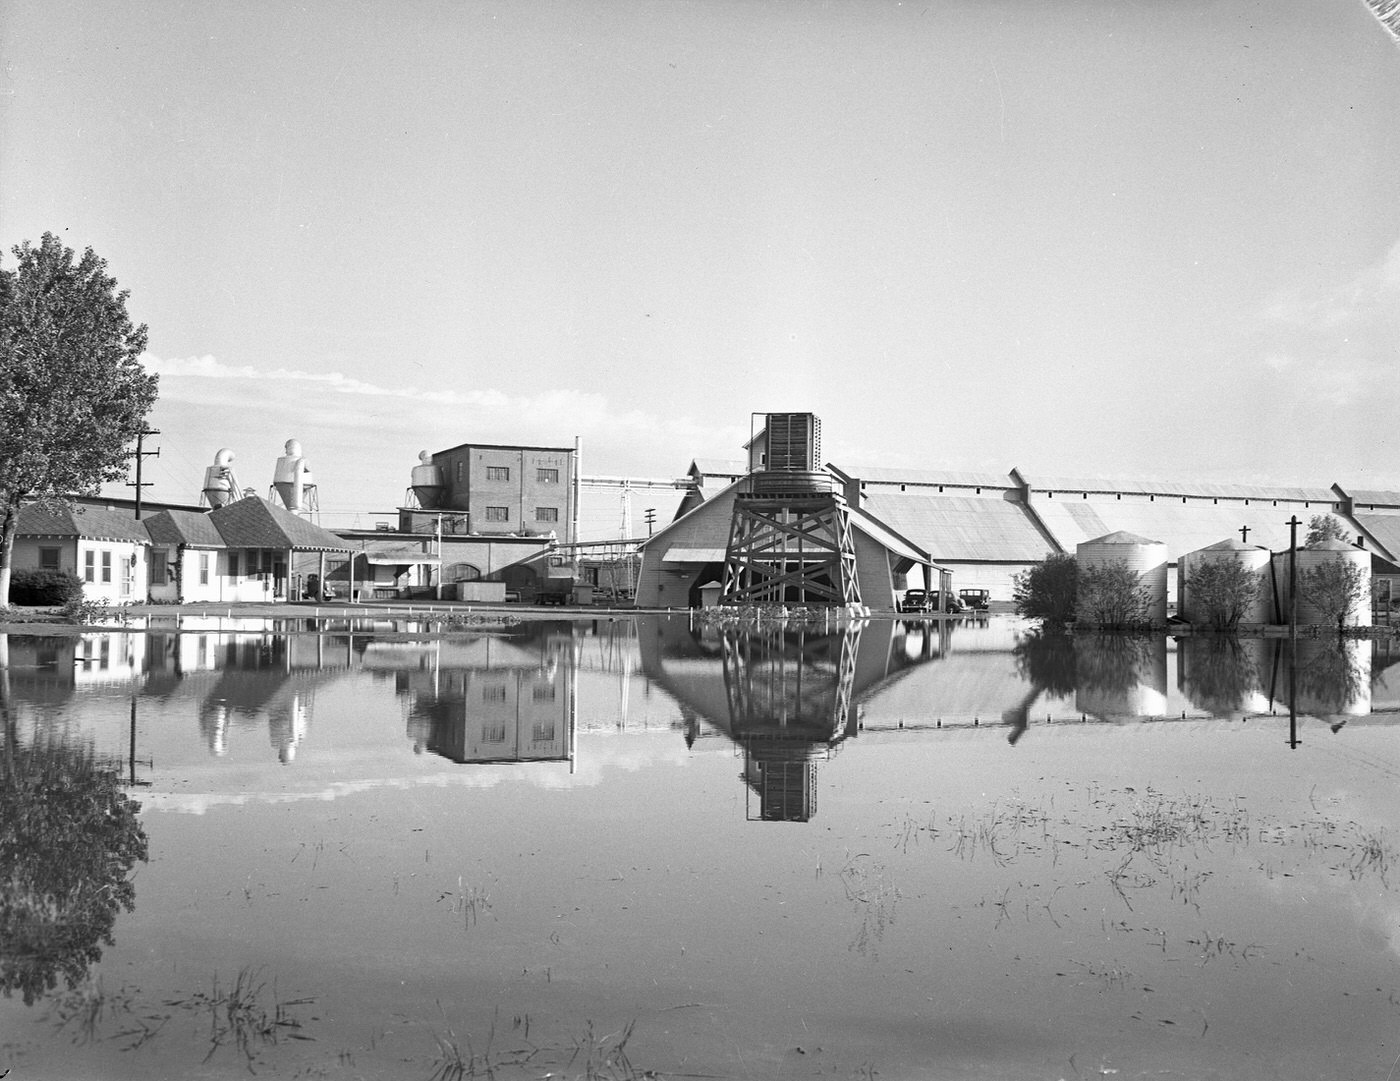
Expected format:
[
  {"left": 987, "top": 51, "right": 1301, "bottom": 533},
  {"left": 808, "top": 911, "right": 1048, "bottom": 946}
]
[
  {"left": 38, "top": 547, "right": 60, "bottom": 571},
  {"left": 84, "top": 550, "right": 96, "bottom": 582},
  {"left": 228, "top": 552, "right": 240, "bottom": 578},
  {"left": 536, "top": 507, "right": 559, "bottom": 523},
  {"left": 485, "top": 506, "right": 509, "bottom": 522},
  {"left": 537, "top": 468, "right": 559, "bottom": 484},
  {"left": 151, "top": 550, "right": 168, "bottom": 583},
  {"left": 456, "top": 462, "right": 464, "bottom": 483},
  {"left": 532, "top": 684, "right": 556, "bottom": 702},
  {"left": 101, "top": 551, "right": 112, "bottom": 583},
  {"left": 486, "top": 466, "right": 510, "bottom": 482},
  {"left": 482, "top": 685, "right": 507, "bottom": 703},
  {"left": 199, "top": 553, "right": 210, "bottom": 585}
]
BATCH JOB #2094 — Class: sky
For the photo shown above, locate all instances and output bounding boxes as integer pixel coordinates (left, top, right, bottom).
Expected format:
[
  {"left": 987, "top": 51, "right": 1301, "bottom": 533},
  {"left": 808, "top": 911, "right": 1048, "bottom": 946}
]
[{"left": 3, "top": 0, "right": 1399, "bottom": 539}]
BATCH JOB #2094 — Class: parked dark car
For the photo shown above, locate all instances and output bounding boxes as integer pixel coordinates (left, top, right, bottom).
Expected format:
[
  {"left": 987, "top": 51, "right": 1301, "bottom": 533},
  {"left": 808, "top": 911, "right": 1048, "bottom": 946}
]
[
  {"left": 958, "top": 588, "right": 990, "bottom": 611},
  {"left": 899, "top": 589, "right": 935, "bottom": 613},
  {"left": 900, "top": 589, "right": 964, "bottom": 614}
]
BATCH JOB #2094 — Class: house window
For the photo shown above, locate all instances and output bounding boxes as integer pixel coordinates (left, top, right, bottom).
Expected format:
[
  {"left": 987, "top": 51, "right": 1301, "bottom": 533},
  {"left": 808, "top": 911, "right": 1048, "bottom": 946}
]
[
  {"left": 151, "top": 550, "right": 168, "bottom": 584},
  {"left": 101, "top": 551, "right": 112, "bottom": 583},
  {"left": 38, "top": 547, "right": 60, "bottom": 571},
  {"left": 199, "top": 553, "right": 210, "bottom": 585},
  {"left": 228, "top": 552, "right": 240, "bottom": 578},
  {"left": 485, "top": 506, "right": 509, "bottom": 522},
  {"left": 536, "top": 507, "right": 559, "bottom": 523},
  {"left": 537, "top": 468, "right": 559, "bottom": 484},
  {"left": 486, "top": 466, "right": 510, "bottom": 482},
  {"left": 84, "top": 550, "right": 96, "bottom": 582}
]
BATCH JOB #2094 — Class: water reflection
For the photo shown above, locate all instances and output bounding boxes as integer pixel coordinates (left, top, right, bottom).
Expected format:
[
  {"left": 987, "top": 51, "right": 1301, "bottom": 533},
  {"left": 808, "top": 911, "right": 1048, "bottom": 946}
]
[
  {"left": 401, "top": 625, "right": 575, "bottom": 765},
  {"left": 0, "top": 619, "right": 1393, "bottom": 788},
  {"left": 0, "top": 721, "right": 149, "bottom": 1005}
]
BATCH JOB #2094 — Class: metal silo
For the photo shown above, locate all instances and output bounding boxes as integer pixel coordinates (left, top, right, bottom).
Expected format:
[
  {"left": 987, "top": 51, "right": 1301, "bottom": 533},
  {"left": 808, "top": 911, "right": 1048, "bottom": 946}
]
[
  {"left": 1075, "top": 531, "right": 1168, "bottom": 624},
  {"left": 200, "top": 448, "right": 241, "bottom": 509},
  {"left": 1177, "top": 538, "right": 1271, "bottom": 624},
  {"left": 410, "top": 450, "right": 446, "bottom": 509},
  {"left": 1285, "top": 540, "right": 1372, "bottom": 628}
]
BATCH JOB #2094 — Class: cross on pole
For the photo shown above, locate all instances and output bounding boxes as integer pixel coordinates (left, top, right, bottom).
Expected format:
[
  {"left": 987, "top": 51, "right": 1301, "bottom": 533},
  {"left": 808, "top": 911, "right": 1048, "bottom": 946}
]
[{"left": 1238, "top": 525, "right": 1251, "bottom": 544}]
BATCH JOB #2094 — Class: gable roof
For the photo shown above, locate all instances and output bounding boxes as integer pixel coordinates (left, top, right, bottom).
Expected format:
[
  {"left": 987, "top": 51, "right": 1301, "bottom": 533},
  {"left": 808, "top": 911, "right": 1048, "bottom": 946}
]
[
  {"left": 144, "top": 508, "right": 226, "bottom": 547},
  {"left": 207, "top": 497, "right": 351, "bottom": 551},
  {"left": 852, "top": 490, "right": 1057, "bottom": 563},
  {"left": 17, "top": 503, "right": 151, "bottom": 544}
]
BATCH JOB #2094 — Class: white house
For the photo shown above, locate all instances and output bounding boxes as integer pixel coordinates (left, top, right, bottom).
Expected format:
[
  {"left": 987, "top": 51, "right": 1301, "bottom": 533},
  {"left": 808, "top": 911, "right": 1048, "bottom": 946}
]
[{"left": 12, "top": 503, "right": 151, "bottom": 604}]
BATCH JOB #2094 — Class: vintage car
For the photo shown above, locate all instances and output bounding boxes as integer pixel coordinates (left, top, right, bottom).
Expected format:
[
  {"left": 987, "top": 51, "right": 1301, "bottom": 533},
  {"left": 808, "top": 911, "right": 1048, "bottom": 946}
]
[{"left": 958, "top": 588, "right": 991, "bottom": 611}]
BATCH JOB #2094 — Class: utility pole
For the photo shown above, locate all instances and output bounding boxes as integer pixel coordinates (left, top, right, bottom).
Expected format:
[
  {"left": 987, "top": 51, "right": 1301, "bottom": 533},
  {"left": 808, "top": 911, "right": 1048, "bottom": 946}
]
[
  {"left": 644, "top": 507, "right": 656, "bottom": 536},
  {"left": 126, "top": 428, "right": 161, "bottom": 519}
]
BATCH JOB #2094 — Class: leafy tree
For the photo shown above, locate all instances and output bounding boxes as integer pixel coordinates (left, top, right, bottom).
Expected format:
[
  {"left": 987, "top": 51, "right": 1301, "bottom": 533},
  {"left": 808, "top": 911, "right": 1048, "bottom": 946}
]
[
  {"left": 1012, "top": 552, "right": 1078, "bottom": 624},
  {"left": 1076, "top": 560, "right": 1153, "bottom": 626},
  {"left": 0, "top": 234, "right": 158, "bottom": 604},
  {"left": 1186, "top": 560, "right": 1262, "bottom": 630},
  {"left": 0, "top": 735, "right": 149, "bottom": 1005},
  {"left": 1298, "top": 557, "right": 1367, "bottom": 633},
  {"left": 1305, "top": 514, "right": 1351, "bottom": 547}
]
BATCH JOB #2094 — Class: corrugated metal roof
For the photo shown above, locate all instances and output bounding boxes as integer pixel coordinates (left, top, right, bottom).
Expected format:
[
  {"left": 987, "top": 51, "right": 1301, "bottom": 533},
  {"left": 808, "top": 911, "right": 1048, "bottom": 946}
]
[
  {"left": 1355, "top": 513, "right": 1400, "bottom": 562},
  {"left": 690, "top": 458, "right": 748, "bottom": 478},
  {"left": 663, "top": 547, "right": 727, "bottom": 564},
  {"left": 208, "top": 497, "right": 351, "bottom": 551},
  {"left": 363, "top": 546, "right": 440, "bottom": 565},
  {"left": 1031, "top": 495, "right": 1308, "bottom": 559},
  {"left": 1022, "top": 473, "right": 1336, "bottom": 502},
  {"left": 1344, "top": 490, "right": 1400, "bottom": 507},
  {"left": 834, "top": 466, "right": 1013, "bottom": 490},
  {"left": 856, "top": 491, "right": 1054, "bottom": 563},
  {"left": 848, "top": 508, "right": 936, "bottom": 567},
  {"left": 18, "top": 503, "right": 151, "bottom": 543},
  {"left": 144, "top": 508, "right": 225, "bottom": 547}
]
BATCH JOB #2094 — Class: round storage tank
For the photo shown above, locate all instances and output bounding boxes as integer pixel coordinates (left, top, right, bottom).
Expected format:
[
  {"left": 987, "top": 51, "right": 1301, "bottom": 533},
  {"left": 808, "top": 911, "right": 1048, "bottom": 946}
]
[
  {"left": 1177, "top": 539, "right": 1271, "bottom": 625},
  {"left": 1286, "top": 540, "right": 1371, "bottom": 628},
  {"left": 1075, "top": 531, "right": 1168, "bottom": 625},
  {"left": 410, "top": 450, "right": 446, "bottom": 509}
]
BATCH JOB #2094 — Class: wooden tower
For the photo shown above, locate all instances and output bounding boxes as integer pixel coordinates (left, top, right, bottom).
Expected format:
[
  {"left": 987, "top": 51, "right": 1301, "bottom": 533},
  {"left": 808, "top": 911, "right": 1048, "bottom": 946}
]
[{"left": 721, "top": 413, "right": 860, "bottom": 606}]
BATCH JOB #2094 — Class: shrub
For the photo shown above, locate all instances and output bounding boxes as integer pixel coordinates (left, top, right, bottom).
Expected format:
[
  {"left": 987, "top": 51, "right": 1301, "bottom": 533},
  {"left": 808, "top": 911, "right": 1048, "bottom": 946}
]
[
  {"left": 1187, "top": 560, "right": 1262, "bottom": 630},
  {"left": 1298, "top": 558, "right": 1366, "bottom": 632},
  {"left": 1013, "top": 553, "right": 1078, "bottom": 624},
  {"left": 1076, "top": 560, "right": 1153, "bottom": 626},
  {"left": 7, "top": 569, "right": 85, "bottom": 606}
]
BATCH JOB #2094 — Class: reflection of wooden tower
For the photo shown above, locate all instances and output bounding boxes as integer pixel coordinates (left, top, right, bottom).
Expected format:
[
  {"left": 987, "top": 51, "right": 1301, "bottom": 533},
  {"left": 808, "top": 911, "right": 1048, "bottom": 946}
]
[
  {"left": 721, "top": 413, "right": 860, "bottom": 606},
  {"left": 721, "top": 623, "right": 863, "bottom": 822}
]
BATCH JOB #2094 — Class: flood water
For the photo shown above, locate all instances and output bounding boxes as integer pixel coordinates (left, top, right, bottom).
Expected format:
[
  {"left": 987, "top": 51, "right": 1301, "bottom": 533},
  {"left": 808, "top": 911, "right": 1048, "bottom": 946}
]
[{"left": 3, "top": 615, "right": 1400, "bottom": 1081}]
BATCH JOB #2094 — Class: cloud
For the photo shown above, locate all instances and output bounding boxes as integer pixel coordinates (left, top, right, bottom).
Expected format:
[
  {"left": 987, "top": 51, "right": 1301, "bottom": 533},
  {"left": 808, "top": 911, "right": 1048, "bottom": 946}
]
[
  {"left": 143, "top": 353, "right": 743, "bottom": 451},
  {"left": 138, "top": 353, "right": 747, "bottom": 516},
  {"left": 1250, "top": 235, "right": 1400, "bottom": 410},
  {"left": 1263, "top": 235, "right": 1400, "bottom": 332}
]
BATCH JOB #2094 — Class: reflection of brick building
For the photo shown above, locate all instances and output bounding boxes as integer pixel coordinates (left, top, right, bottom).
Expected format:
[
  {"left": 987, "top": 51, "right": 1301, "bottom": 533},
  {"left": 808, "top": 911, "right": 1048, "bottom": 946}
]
[
  {"left": 402, "top": 624, "right": 575, "bottom": 765},
  {"left": 409, "top": 668, "right": 571, "bottom": 764}
]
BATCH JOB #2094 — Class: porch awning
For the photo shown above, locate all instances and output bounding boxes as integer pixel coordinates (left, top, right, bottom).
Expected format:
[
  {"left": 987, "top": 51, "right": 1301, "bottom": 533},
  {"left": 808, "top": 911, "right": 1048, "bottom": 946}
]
[
  {"left": 362, "top": 549, "right": 441, "bottom": 565},
  {"left": 662, "top": 547, "right": 727, "bottom": 564}
]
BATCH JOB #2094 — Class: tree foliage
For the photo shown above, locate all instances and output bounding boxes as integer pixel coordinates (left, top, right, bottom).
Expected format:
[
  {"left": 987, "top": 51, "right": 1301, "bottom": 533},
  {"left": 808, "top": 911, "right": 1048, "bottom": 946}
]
[
  {"left": 1305, "top": 514, "right": 1351, "bottom": 547},
  {"left": 1012, "top": 552, "right": 1078, "bottom": 624},
  {"left": 1298, "top": 557, "right": 1367, "bottom": 631},
  {"left": 0, "top": 234, "right": 158, "bottom": 603},
  {"left": 1076, "top": 560, "right": 1154, "bottom": 626},
  {"left": 0, "top": 736, "right": 149, "bottom": 1006},
  {"left": 1186, "top": 560, "right": 1262, "bottom": 630}
]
